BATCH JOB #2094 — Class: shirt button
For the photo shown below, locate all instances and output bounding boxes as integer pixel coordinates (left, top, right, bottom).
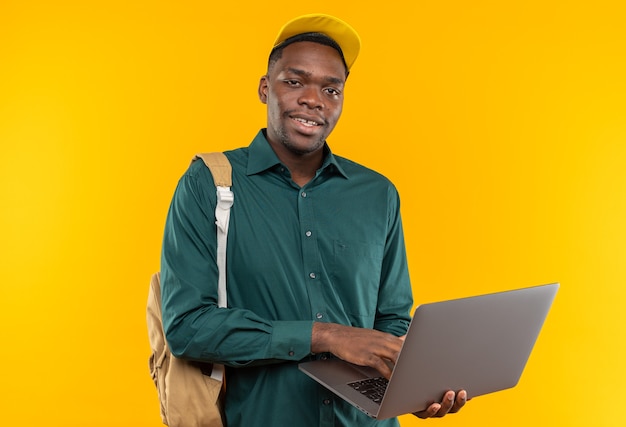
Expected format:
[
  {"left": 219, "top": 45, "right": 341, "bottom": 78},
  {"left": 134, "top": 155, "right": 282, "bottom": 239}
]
[
  {"left": 316, "top": 312, "right": 323, "bottom": 319},
  {"left": 288, "top": 351, "right": 295, "bottom": 356},
  {"left": 323, "top": 399, "right": 331, "bottom": 405},
  {"left": 309, "top": 272, "right": 316, "bottom": 279},
  {"left": 305, "top": 230, "right": 312, "bottom": 237},
  {"left": 301, "top": 191, "right": 307, "bottom": 198}
]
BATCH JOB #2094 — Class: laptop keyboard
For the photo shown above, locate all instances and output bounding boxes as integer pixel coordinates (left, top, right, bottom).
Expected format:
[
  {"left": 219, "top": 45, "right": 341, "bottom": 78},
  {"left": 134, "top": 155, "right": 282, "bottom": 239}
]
[{"left": 347, "top": 377, "right": 389, "bottom": 403}]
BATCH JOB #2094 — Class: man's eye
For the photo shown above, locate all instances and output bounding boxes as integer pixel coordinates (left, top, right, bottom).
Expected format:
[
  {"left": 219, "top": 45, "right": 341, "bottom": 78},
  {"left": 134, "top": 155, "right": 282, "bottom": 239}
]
[
  {"left": 285, "top": 80, "right": 301, "bottom": 86},
  {"left": 325, "top": 88, "right": 341, "bottom": 96}
]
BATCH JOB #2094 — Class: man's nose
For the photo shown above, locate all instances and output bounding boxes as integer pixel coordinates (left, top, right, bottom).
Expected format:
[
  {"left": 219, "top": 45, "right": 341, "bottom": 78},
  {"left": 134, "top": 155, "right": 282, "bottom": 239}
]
[{"left": 298, "top": 87, "right": 324, "bottom": 110}]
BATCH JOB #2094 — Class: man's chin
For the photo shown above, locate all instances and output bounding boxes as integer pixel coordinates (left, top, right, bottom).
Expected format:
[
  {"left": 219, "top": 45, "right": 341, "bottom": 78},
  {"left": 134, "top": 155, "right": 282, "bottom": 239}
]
[{"left": 283, "top": 134, "right": 326, "bottom": 156}]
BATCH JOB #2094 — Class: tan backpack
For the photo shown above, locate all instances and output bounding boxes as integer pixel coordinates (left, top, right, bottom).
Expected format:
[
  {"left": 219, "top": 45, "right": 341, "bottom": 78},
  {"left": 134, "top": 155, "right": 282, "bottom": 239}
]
[{"left": 147, "top": 153, "right": 233, "bottom": 427}]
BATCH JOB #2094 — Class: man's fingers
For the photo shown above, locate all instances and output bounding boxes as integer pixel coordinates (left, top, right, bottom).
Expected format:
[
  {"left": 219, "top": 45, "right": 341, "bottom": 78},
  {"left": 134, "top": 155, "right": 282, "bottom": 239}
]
[
  {"left": 414, "top": 390, "right": 466, "bottom": 419},
  {"left": 365, "top": 355, "right": 394, "bottom": 379},
  {"left": 434, "top": 391, "right": 456, "bottom": 416},
  {"left": 414, "top": 403, "right": 441, "bottom": 419},
  {"left": 449, "top": 390, "right": 468, "bottom": 413}
]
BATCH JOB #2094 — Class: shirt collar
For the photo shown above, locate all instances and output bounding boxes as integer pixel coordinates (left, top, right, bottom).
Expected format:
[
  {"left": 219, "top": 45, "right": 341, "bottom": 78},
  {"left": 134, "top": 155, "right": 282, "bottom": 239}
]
[{"left": 246, "top": 129, "right": 349, "bottom": 179}]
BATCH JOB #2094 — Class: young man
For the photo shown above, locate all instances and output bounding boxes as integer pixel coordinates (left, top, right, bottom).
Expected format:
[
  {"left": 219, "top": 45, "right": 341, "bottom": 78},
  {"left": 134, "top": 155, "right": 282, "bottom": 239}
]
[{"left": 161, "top": 14, "right": 466, "bottom": 426}]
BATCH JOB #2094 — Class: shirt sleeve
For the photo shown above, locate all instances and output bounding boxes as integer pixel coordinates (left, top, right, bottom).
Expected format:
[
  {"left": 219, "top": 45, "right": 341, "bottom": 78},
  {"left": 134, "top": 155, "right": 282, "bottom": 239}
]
[
  {"left": 373, "top": 185, "right": 414, "bottom": 336},
  {"left": 160, "top": 160, "right": 313, "bottom": 366}
]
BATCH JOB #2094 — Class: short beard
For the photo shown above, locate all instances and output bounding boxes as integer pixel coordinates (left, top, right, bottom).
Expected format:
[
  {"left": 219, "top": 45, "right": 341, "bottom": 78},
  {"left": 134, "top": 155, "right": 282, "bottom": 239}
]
[
  {"left": 274, "top": 116, "right": 327, "bottom": 156},
  {"left": 279, "top": 132, "right": 326, "bottom": 156}
]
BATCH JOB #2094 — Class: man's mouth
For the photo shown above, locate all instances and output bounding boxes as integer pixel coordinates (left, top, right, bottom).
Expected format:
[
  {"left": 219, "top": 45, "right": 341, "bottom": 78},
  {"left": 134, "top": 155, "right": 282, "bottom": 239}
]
[{"left": 291, "top": 116, "right": 323, "bottom": 127}]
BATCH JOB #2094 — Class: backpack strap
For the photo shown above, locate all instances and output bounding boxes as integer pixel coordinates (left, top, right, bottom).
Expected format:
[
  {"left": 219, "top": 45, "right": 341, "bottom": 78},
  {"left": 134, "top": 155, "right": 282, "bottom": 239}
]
[
  {"left": 193, "top": 152, "right": 234, "bottom": 382},
  {"left": 194, "top": 152, "right": 232, "bottom": 187}
]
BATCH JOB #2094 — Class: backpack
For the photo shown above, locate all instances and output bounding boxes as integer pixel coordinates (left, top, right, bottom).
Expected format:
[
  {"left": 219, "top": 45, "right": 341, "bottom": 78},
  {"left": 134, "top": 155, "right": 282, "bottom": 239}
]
[{"left": 147, "top": 152, "right": 233, "bottom": 427}]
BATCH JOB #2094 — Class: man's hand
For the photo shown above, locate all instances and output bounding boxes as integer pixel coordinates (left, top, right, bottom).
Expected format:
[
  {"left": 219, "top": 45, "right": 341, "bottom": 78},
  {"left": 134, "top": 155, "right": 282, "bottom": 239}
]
[
  {"left": 413, "top": 390, "right": 468, "bottom": 419},
  {"left": 311, "top": 323, "right": 469, "bottom": 418},
  {"left": 311, "top": 322, "right": 402, "bottom": 378}
]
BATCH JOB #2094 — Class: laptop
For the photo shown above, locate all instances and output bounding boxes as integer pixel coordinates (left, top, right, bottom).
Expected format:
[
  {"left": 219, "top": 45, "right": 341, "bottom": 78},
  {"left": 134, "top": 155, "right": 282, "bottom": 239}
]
[{"left": 299, "top": 283, "right": 559, "bottom": 419}]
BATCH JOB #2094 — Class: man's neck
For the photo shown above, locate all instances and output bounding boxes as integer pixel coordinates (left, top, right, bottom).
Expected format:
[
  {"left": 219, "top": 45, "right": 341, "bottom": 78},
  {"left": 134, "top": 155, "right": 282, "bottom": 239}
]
[
  {"left": 282, "top": 151, "right": 323, "bottom": 187},
  {"left": 266, "top": 137, "right": 325, "bottom": 187}
]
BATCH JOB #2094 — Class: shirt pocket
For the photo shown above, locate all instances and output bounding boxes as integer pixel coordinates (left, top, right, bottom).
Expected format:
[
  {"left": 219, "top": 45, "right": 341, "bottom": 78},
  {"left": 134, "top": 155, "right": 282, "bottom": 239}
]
[{"left": 330, "top": 240, "right": 384, "bottom": 326}]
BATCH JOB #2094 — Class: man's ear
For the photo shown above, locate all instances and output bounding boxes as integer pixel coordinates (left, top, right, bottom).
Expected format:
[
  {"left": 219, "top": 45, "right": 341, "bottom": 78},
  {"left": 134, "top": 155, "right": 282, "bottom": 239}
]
[{"left": 258, "top": 75, "right": 269, "bottom": 104}]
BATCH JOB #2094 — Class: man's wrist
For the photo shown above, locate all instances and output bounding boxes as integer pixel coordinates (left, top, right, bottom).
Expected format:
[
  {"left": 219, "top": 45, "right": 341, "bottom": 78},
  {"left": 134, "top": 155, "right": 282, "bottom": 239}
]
[{"left": 311, "top": 322, "right": 335, "bottom": 354}]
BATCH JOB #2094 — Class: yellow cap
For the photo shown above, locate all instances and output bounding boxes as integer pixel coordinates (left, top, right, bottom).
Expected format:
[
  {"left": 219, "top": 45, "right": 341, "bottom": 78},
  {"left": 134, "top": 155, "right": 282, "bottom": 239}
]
[{"left": 272, "top": 14, "right": 361, "bottom": 71}]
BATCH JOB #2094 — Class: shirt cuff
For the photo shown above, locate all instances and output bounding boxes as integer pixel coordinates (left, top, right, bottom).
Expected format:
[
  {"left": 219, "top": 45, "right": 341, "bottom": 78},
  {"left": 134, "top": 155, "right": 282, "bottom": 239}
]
[{"left": 269, "top": 320, "right": 314, "bottom": 360}]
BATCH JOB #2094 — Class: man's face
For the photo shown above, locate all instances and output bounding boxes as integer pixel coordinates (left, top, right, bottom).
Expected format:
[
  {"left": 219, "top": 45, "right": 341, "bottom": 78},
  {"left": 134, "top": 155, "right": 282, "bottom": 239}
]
[{"left": 259, "top": 41, "right": 346, "bottom": 156}]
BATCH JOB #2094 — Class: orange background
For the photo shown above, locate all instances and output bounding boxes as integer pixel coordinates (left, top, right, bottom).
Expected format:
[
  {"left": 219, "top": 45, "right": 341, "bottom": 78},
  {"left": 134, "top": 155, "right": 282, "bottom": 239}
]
[{"left": 1, "top": 1, "right": 625, "bottom": 426}]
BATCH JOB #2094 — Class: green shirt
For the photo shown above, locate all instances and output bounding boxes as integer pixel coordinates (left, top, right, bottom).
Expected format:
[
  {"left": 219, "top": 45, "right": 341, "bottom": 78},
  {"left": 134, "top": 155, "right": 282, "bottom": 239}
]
[{"left": 161, "top": 130, "right": 413, "bottom": 426}]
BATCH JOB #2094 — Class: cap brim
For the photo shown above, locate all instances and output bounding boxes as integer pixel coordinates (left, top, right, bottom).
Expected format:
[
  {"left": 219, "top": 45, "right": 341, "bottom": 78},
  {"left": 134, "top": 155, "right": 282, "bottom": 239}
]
[{"left": 273, "top": 14, "right": 361, "bottom": 71}]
